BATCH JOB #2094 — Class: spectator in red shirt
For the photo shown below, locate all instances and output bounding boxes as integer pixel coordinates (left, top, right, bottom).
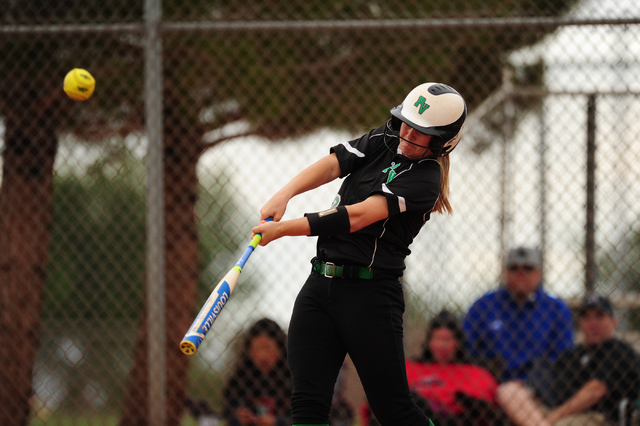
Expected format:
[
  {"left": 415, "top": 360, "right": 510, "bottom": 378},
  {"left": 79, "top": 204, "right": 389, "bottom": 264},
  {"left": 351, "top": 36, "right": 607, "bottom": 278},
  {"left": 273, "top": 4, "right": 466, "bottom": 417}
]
[{"left": 361, "top": 310, "right": 498, "bottom": 426}]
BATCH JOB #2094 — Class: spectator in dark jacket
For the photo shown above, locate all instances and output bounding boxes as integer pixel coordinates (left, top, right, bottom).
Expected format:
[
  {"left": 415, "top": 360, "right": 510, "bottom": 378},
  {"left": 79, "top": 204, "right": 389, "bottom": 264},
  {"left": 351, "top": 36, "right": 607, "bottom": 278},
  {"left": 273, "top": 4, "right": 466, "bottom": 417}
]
[
  {"left": 497, "top": 293, "right": 640, "bottom": 426},
  {"left": 223, "top": 318, "right": 292, "bottom": 426}
]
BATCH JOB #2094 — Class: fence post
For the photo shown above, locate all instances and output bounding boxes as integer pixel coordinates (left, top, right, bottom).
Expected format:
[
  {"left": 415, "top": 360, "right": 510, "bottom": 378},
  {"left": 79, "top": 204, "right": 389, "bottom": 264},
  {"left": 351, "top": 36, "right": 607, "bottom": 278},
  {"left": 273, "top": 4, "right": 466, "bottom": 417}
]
[
  {"left": 500, "top": 67, "right": 515, "bottom": 257},
  {"left": 145, "top": 0, "right": 166, "bottom": 424},
  {"left": 585, "top": 94, "right": 597, "bottom": 293},
  {"left": 538, "top": 99, "right": 548, "bottom": 277}
]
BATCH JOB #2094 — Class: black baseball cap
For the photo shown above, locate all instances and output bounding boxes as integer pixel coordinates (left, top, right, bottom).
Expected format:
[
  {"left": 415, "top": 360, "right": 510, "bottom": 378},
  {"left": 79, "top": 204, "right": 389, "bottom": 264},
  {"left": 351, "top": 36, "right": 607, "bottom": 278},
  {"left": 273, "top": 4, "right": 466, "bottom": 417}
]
[
  {"left": 579, "top": 293, "right": 614, "bottom": 317},
  {"left": 505, "top": 246, "right": 542, "bottom": 269}
]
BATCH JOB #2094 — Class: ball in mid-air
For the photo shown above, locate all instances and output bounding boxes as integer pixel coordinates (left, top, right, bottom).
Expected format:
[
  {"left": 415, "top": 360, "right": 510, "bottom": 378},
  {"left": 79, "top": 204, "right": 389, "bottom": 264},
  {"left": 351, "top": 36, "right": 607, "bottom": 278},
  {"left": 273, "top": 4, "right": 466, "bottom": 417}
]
[{"left": 63, "top": 68, "right": 95, "bottom": 101}]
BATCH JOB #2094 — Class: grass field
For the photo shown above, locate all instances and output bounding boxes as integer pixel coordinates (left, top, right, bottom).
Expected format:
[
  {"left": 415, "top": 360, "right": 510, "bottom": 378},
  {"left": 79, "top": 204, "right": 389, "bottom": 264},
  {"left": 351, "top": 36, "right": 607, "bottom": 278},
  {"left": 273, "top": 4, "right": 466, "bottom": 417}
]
[{"left": 28, "top": 413, "right": 204, "bottom": 426}]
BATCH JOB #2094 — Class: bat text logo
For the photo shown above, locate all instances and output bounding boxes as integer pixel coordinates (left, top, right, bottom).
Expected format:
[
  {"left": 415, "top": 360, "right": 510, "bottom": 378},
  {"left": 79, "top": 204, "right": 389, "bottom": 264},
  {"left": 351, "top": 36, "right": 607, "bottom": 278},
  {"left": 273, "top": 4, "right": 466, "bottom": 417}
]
[
  {"left": 201, "top": 291, "right": 229, "bottom": 333},
  {"left": 202, "top": 296, "right": 227, "bottom": 333}
]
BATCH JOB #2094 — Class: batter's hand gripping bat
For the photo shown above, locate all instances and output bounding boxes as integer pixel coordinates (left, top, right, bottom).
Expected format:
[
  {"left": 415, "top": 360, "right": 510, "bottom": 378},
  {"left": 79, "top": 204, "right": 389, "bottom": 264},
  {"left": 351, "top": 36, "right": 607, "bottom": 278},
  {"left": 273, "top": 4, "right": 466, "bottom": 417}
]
[{"left": 180, "top": 218, "right": 271, "bottom": 355}]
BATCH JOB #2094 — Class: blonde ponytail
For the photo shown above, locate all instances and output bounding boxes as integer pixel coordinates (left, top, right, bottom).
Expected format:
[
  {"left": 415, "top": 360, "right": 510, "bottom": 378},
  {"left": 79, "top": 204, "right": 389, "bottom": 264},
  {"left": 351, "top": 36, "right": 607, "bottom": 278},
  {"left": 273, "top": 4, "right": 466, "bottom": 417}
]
[{"left": 432, "top": 155, "right": 452, "bottom": 215}]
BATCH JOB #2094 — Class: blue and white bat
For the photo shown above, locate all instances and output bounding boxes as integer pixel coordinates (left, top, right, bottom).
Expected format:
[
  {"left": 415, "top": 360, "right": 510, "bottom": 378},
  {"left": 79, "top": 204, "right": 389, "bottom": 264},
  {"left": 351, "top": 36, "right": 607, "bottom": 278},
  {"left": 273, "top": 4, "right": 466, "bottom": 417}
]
[{"left": 180, "top": 219, "right": 271, "bottom": 355}]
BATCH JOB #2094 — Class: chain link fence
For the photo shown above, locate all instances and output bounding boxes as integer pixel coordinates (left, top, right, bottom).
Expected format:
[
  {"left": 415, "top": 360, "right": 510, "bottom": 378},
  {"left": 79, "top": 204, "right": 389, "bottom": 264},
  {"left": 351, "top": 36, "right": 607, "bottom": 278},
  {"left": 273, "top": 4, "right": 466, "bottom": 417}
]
[{"left": 1, "top": 0, "right": 640, "bottom": 424}]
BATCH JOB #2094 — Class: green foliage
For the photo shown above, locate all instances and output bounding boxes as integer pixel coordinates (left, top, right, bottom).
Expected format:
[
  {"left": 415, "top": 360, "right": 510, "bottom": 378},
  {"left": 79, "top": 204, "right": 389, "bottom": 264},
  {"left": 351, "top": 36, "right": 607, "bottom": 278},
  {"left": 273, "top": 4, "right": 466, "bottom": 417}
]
[
  {"left": 599, "top": 227, "right": 640, "bottom": 290},
  {"left": 45, "top": 155, "right": 146, "bottom": 320},
  {"left": 196, "top": 171, "right": 258, "bottom": 301},
  {"left": 186, "top": 361, "right": 226, "bottom": 415},
  {"left": 0, "top": 0, "right": 143, "bottom": 24},
  {"left": 599, "top": 223, "right": 640, "bottom": 330},
  {"left": 29, "top": 412, "right": 119, "bottom": 426},
  {"left": 39, "top": 146, "right": 252, "bottom": 414},
  {"left": 44, "top": 147, "right": 252, "bottom": 318},
  {"left": 0, "top": 0, "right": 580, "bottom": 147}
]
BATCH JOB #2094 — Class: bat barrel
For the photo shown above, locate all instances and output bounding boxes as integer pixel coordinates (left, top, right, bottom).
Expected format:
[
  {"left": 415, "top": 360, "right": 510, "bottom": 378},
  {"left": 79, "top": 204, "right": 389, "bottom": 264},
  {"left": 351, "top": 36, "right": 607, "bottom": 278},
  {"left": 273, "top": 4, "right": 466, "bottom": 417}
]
[
  {"left": 180, "top": 278, "right": 234, "bottom": 355},
  {"left": 179, "top": 218, "right": 272, "bottom": 356}
]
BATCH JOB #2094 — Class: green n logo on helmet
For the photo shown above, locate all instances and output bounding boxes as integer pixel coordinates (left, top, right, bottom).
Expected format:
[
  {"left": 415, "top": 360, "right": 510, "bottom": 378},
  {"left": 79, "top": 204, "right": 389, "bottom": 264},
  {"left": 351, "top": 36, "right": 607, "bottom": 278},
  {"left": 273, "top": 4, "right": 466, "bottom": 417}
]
[
  {"left": 383, "top": 163, "right": 401, "bottom": 184},
  {"left": 414, "top": 96, "right": 430, "bottom": 114}
]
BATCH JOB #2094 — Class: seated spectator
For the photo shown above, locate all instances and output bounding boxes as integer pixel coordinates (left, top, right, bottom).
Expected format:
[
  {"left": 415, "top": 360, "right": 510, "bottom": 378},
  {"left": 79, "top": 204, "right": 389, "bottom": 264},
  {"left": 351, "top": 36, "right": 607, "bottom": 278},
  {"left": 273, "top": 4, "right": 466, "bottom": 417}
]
[
  {"left": 222, "top": 318, "right": 292, "bottom": 426},
  {"left": 463, "top": 246, "right": 574, "bottom": 387},
  {"left": 497, "top": 293, "right": 640, "bottom": 426},
  {"left": 361, "top": 310, "right": 499, "bottom": 426}
]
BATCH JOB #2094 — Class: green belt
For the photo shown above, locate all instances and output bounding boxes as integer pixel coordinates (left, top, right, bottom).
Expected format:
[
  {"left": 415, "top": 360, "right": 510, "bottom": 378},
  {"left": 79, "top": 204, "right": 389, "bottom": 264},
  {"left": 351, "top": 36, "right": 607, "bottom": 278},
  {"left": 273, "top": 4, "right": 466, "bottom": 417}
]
[{"left": 312, "top": 261, "right": 376, "bottom": 279}]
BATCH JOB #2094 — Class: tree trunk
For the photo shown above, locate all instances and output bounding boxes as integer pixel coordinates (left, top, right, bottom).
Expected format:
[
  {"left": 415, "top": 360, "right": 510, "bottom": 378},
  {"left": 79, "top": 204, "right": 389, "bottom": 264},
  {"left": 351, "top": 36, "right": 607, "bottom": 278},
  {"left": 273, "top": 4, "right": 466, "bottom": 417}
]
[
  {"left": 0, "top": 102, "right": 58, "bottom": 426},
  {"left": 119, "top": 85, "right": 200, "bottom": 426}
]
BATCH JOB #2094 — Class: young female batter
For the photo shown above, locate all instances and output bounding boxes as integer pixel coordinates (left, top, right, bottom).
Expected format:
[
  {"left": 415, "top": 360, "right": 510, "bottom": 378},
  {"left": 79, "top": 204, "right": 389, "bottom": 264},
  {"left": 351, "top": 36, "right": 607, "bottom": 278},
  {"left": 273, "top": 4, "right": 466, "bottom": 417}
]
[{"left": 252, "top": 82, "right": 467, "bottom": 426}]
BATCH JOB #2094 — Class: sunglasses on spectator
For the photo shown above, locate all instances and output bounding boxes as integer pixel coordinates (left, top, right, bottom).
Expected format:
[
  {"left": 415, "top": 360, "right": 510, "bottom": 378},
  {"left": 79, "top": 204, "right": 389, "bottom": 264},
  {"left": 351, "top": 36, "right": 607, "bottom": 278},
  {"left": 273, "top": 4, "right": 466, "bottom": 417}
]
[{"left": 507, "top": 265, "right": 536, "bottom": 272}]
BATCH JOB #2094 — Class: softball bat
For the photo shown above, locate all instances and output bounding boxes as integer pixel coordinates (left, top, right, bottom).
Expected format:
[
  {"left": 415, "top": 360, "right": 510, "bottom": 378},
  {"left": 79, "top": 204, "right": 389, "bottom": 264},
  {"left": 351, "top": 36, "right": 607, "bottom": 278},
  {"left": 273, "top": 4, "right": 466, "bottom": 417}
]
[{"left": 180, "top": 218, "right": 271, "bottom": 355}]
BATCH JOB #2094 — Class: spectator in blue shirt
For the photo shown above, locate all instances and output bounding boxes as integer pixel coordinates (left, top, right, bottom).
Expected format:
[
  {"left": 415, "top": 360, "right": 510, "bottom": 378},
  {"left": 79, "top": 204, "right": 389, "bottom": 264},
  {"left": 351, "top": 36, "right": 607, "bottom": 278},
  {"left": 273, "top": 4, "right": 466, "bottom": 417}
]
[{"left": 463, "top": 246, "right": 574, "bottom": 392}]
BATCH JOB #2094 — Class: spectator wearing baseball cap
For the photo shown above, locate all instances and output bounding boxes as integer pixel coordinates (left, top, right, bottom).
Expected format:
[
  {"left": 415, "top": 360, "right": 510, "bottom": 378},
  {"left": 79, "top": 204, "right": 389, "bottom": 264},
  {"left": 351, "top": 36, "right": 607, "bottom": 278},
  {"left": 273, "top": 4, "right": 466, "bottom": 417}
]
[
  {"left": 579, "top": 293, "right": 615, "bottom": 317},
  {"left": 463, "top": 246, "right": 574, "bottom": 384},
  {"left": 497, "top": 293, "right": 640, "bottom": 426}
]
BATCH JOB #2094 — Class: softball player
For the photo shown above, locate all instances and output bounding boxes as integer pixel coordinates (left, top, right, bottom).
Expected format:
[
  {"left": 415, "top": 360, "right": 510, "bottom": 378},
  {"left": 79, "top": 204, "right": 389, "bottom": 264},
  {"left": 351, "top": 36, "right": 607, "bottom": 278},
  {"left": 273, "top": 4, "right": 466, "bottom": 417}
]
[{"left": 252, "top": 82, "right": 467, "bottom": 426}]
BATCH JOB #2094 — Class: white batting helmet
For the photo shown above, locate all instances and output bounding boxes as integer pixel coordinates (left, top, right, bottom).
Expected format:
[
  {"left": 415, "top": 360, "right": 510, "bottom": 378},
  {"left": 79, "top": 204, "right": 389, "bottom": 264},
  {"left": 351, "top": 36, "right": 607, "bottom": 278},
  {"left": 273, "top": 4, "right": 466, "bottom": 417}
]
[{"left": 390, "top": 83, "right": 467, "bottom": 156}]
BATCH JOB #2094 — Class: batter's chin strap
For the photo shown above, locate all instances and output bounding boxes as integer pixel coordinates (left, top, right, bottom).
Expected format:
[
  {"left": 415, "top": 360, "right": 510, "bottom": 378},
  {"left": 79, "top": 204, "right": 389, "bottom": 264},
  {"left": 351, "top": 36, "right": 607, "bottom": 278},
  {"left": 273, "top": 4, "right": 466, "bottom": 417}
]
[{"left": 382, "top": 118, "right": 400, "bottom": 155}]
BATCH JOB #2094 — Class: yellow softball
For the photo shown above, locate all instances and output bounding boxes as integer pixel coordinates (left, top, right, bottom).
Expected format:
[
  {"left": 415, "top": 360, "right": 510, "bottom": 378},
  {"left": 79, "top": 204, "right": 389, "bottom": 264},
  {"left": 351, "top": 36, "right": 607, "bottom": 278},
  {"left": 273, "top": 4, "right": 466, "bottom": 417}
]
[{"left": 63, "top": 68, "right": 95, "bottom": 101}]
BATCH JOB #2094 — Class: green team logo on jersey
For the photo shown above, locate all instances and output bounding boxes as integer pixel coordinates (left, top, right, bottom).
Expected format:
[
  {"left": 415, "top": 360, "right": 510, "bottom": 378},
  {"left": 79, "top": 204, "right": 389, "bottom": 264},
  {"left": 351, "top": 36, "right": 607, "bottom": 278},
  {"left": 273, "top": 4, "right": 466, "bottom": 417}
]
[
  {"left": 330, "top": 194, "right": 341, "bottom": 208},
  {"left": 383, "top": 163, "right": 401, "bottom": 183},
  {"left": 414, "top": 95, "right": 430, "bottom": 114}
]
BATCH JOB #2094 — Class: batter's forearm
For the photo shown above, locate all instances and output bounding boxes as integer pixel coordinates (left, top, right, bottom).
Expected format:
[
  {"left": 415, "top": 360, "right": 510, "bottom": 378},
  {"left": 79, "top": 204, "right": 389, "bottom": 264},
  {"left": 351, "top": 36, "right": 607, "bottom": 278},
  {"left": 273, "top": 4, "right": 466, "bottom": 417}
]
[
  {"left": 278, "top": 217, "right": 312, "bottom": 238},
  {"left": 260, "top": 154, "right": 341, "bottom": 222},
  {"left": 253, "top": 217, "right": 312, "bottom": 245},
  {"left": 279, "top": 153, "right": 341, "bottom": 199}
]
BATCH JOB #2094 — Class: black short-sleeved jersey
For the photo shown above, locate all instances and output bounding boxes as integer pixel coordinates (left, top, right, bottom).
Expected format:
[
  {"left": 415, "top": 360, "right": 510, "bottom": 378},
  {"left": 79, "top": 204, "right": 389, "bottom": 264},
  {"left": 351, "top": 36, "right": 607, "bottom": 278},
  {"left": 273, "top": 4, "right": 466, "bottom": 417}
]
[
  {"left": 314, "top": 123, "right": 442, "bottom": 274},
  {"left": 551, "top": 338, "right": 640, "bottom": 422}
]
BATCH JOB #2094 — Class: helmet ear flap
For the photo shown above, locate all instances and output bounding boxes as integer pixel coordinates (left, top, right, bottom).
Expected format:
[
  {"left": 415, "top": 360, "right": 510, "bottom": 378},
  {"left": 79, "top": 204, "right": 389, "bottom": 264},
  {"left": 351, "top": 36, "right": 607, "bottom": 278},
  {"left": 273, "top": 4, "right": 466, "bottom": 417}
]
[
  {"left": 428, "top": 136, "right": 445, "bottom": 157},
  {"left": 389, "top": 115, "right": 403, "bottom": 131}
]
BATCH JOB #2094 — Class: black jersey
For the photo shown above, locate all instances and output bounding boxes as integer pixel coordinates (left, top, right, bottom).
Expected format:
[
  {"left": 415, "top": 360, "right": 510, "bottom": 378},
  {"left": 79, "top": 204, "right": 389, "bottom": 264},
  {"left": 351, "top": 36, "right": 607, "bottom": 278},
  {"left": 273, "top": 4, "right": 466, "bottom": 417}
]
[
  {"left": 314, "top": 123, "right": 442, "bottom": 274},
  {"left": 552, "top": 338, "right": 640, "bottom": 422}
]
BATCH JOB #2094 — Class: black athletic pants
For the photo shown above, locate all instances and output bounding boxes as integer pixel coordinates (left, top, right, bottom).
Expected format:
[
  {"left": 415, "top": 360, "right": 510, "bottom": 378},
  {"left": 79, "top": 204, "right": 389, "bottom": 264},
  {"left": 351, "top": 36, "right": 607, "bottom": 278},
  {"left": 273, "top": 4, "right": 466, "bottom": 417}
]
[{"left": 287, "top": 272, "right": 432, "bottom": 426}]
